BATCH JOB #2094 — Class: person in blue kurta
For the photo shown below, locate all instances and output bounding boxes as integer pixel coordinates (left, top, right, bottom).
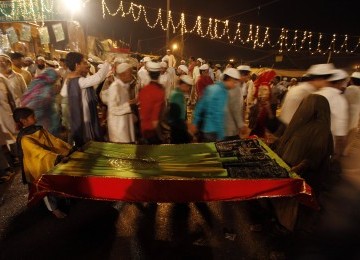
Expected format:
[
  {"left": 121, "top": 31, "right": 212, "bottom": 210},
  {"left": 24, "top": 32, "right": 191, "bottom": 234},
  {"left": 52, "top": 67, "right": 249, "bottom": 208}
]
[
  {"left": 189, "top": 68, "right": 241, "bottom": 142},
  {"left": 168, "top": 75, "right": 193, "bottom": 144}
]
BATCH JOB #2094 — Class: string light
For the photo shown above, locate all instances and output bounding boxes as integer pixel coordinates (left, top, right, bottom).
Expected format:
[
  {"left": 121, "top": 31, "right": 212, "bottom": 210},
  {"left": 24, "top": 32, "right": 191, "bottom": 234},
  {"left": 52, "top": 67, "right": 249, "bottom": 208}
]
[{"left": 100, "top": 0, "right": 360, "bottom": 55}]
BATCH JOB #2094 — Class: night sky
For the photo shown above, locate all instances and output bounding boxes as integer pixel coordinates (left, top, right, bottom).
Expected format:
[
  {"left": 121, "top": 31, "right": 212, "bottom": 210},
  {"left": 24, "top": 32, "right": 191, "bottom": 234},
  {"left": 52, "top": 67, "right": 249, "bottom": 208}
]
[{"left": 78, "top": 0, "right": 360, "bottom": 70}]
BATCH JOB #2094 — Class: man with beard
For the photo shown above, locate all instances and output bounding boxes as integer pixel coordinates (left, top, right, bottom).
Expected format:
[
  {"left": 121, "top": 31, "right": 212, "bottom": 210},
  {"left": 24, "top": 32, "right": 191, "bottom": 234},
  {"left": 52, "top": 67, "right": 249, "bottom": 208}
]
[{"left": 34, "top": 56, "right": 46, "bottom": 77}]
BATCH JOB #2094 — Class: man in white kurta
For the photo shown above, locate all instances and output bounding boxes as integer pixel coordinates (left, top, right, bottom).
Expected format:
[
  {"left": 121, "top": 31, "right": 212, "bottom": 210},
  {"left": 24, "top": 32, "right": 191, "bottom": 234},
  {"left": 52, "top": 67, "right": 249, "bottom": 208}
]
[
  {"left": 107, "top": 63, "right": 135, "bottom": 143},
  {"left": 163, "top": 49, "right": 176, "bottom": 68},
  {"left": 159, "top": 61, "right": 172, "bottom": 101},
  {"left": 316, "top": 69, "right": 349, "bottom": 159},
  {"left": 137, "top": 57, "right": 151, "bottom": 89}
]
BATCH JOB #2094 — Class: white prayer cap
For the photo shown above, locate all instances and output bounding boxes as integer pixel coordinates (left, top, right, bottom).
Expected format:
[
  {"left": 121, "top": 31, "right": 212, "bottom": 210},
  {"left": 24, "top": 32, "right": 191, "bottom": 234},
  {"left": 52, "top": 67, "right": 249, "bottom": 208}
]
[
  {"left": 180, "top": 75, "right": 194, "bottom": 86},
  {"left": 351, "top": 72, "right": 360, "bottom": 79},
  {"left": 328, "top": 69, "right": 349, "bottom": 81},
  {"left": 146, "top": 61, "right": 161, "bottom": 72},
  {"left": 180, "top": 60, "right": 186, "bottom": 64},
  {"left": 307, "top": 63, "right": 335, "bottom": 76},
  {"left": 45, "top": 60, "right": 57, "bottom": 67},
  {"left": 160, "top": 61, "right": 168, "bottom": 68},
  {"left": 143, "top": 56, "right": 152, "bottom": 62},
  {"left": 223, "top": 68, "right": 240, "bottom": 80},
  {"left": 116, "top": 63, "right": 131, "bottom": 74},
  {"left": 114, "top": 57, "right": 127, "bottom": 64},
  {"left": 290, "top": 78, "right": 297, "bottom": 81},
  {"left": 24, "top": 57, "right": 33, "bottom": 62},
  {"left": 197, "top": 58, "right": 203, "bottom": 63},
  {"left": 199, "top": 64, "right": 209, "bottom": 70},
  {"left": 0, "top": 54, "right": 11, "bottom": 61},
  {"left": 166, "top": 49, "right": 171, "bottom": 52},
  {"left": 236, "top": 65, "right": 251, "bottom": 71},
  {"left": 215, "top": 64, "right": 221, "bottom": 68},
  {"left": 37, "top": 56, "right": 46, "bottom": 61},
  {"left": 178, "top": 65, "right": 188, "bottom": 74}
]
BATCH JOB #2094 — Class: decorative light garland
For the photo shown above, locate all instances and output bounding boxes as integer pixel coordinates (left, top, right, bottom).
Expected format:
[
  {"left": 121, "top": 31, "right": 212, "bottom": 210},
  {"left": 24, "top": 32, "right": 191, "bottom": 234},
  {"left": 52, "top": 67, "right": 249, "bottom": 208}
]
[{"left": 100, "top": 0, "right": 360, "bottom": 55}]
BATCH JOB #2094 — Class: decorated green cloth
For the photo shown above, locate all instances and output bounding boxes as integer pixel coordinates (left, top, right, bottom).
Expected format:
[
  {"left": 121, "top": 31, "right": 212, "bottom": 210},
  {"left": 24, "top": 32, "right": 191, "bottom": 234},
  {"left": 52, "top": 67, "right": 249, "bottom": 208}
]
[{"left": 47, "top": 140, "right": 295, "bottom": 179}]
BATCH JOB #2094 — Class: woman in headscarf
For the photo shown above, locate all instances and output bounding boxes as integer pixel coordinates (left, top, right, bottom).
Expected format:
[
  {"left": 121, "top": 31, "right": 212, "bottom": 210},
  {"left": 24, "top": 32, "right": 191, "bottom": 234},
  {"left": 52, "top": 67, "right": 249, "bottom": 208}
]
[{"left": 20, "top": 68, "right": 61, "bottom": 137}]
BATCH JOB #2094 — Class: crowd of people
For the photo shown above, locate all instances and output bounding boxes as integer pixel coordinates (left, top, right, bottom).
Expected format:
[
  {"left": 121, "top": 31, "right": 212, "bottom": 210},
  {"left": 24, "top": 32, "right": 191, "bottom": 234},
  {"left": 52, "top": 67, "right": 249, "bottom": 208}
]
[{"left": 0, "top": 48, "right": 359, "bottom": 229}]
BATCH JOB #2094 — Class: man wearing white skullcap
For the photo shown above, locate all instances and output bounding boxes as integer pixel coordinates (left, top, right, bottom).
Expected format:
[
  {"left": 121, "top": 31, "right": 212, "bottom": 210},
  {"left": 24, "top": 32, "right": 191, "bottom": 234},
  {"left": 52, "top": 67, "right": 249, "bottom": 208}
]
[
  {"left": 316, "top": 68, "right": 349, "bottom": 159},
  {"left": 189, "top": 68, "right": 242, "bottom": 142},
  {"left": 106, "top": 62, "right": 136, "bottom": 143},
  {"left": 159, "top": 61, "right": 172, "bottom": 101},
  {"left": 138, "top": 61, "right": 165, "bottom": 144},
  {"left": 137, "top": 56, "right": 151, "bottom": 89},
  {"left": 163, "top": 49, "right": 176, "bottom": 68},
  {"left": 195, "top": 63, "right": 213, "bottom": 101},
  {"left": 167, "top": 75, "right": 193, "bottom": 143},
  {"left": 343, "top": 72, "right": 360, "bottom": 156},
  {"left": 280, "top": 63, "right": 335, "bottom": 126},
  {"left": 177, "top": 64, "right": 188, "bottom": 75}
]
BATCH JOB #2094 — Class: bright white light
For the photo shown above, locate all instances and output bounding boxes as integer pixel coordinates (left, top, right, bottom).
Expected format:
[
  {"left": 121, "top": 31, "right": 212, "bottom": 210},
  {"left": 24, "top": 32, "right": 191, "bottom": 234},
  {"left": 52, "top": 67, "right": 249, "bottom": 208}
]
[{"left": 62, "top": 0, "right": 83, "bottom": 14}]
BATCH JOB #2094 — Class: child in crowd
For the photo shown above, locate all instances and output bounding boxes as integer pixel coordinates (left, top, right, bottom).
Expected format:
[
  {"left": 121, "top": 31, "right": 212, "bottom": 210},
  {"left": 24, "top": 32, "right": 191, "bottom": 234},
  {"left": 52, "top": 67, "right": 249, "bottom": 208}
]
[{"left": 13, "top": 107, "right": 73, "bottom": 218}]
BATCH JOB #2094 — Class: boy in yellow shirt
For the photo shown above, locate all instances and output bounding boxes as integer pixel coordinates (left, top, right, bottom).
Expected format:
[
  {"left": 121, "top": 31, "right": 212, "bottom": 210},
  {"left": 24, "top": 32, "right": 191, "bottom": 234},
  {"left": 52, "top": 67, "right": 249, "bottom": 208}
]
[{"left": 14, "top": 107, "right": 73, "bottom": 218}]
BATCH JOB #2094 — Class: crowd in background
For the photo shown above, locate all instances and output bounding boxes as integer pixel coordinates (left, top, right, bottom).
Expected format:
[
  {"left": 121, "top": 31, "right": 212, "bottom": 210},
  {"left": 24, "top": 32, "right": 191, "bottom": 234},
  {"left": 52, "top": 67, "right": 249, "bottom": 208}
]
[{"left": 0, "top": 49, "right": 360, "bottom": 227}]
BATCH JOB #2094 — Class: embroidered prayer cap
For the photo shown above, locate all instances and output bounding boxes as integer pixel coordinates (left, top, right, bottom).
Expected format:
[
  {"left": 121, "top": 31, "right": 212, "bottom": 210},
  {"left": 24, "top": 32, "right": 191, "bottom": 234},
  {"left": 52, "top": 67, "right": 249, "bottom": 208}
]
[
  {"left": 146, "top": 61, "right": 161, "bottom": 72},
  {"left": 160, "top": 61, "right": 168, "bottom": 68},
  {"left": 328, "top": 69, "right": 349, "bottom": 81},
  {"left": 178, "top": 65, "right": 188, "bottom": 74},
  {"left": 236, "top": 65, "right": 251, "bottom": 71},
  {"left": 351, "top": 72, "right": 360, "bottom": 79},
  {"left": 180, "top": 75, "right": 194, "bottom": 86},
  {"left": 307, "top": 63, "right": 335, "bottom": 76},
  {"left": 116, "top": 63, "right": 131, "bottom": 74},
  {"left": 223, "top": 68, "right": 240, "bottom": 80},
  {"left": 199, "top": 64, "right": 209, "bottom": 70}
]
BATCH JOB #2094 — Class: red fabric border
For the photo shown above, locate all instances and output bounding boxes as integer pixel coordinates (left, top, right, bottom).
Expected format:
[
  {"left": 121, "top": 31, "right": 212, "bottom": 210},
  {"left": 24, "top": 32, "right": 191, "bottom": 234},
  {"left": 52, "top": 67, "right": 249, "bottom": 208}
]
[{"left": 29, "top": 175, "right": 316, "bottom": 207}]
